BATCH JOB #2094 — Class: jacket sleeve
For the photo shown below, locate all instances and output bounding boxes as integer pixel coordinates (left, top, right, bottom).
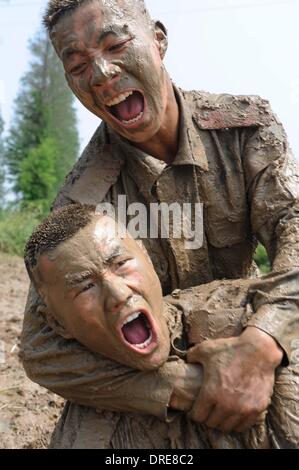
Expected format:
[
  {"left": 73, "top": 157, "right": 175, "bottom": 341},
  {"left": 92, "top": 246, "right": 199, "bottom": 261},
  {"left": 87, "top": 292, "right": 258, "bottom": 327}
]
[
  {"left": 242, "top": 102, "right": 299, "bottom": 362},
  {"left": 20, "top": 283, "right": 183, "bottom": 419}
]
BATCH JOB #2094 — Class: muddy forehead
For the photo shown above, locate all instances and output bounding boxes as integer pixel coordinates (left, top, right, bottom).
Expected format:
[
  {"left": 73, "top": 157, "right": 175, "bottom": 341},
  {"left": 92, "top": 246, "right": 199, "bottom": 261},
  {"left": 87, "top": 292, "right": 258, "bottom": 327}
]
[
  {"left": 100, "top": 0, "right": 137, "bottom": 19},
  {"left": 51, "top": 0, "right": 146, "bottom": 40},
  {"left": 50, "top": 217, "right": 131, "bottom": 274},
  {"left": 96, "top": 0, "right": 149, "bottom": 21}
]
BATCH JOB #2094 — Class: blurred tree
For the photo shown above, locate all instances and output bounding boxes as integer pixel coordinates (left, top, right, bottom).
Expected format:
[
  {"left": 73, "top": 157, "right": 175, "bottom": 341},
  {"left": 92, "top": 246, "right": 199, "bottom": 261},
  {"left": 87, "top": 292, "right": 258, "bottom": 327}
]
[
  {"left": 5, "top": 29, "right": 79, "bottom": 213},
  {"left": 19, "top": 137, "right": 58, "bottom": 214}
]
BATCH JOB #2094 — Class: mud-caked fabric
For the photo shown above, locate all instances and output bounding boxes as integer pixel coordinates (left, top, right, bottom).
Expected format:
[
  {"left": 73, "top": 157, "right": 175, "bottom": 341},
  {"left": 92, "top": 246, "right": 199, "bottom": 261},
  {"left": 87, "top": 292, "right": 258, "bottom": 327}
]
[{"left": 20, "top": 86, "right": 299, "bottom": 418}]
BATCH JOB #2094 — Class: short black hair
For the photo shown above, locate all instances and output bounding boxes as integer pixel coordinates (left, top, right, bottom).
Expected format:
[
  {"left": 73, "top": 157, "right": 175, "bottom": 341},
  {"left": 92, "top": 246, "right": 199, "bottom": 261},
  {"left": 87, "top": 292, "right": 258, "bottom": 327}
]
[
  {"left": 43, "top": 0, "right": 151, "bottom": 32},
  {"left": 24, "top": 204, "right": 96, "bottom": 279}
]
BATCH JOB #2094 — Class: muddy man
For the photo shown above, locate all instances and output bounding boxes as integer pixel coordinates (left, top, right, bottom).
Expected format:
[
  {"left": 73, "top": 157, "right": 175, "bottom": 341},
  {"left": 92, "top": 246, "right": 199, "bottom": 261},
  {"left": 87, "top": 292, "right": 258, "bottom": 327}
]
[
  {"left": 24, "top": 205, "right": 299, "bottom": 448},
  {"left": 20, "top": 0, "right": 299, "bottom": 442}
]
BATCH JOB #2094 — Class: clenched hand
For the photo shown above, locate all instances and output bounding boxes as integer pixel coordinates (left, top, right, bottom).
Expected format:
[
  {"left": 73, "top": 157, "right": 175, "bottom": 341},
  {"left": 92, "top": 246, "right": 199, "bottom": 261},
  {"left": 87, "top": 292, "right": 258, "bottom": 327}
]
[{"left": 187, "top": 326, "right": 283, "bottom": 433}]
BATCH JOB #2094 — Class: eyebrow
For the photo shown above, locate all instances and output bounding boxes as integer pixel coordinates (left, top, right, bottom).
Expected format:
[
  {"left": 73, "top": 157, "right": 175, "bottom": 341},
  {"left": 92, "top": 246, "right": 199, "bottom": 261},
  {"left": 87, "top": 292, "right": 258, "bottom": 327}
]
[
  {"left": 61, "top": 47, "right": 80, "bottom": 61},
  {"left": 97, "top": 25, "right": 129, "bottom": 44},
  {"left": 102, "top": 246, "right": 126, "bottom": 263},
  {"left": 65, "top": 271, "right": 94, "bottom": 288},
  {"left": 61, "top": 26, "right": 131, "bottom": 62},
  {"left": 97, "top": 29, "right": 117, "bottom": 44},
  {"left": 64, "top": 246, "right": 129, "bottom": 288}
]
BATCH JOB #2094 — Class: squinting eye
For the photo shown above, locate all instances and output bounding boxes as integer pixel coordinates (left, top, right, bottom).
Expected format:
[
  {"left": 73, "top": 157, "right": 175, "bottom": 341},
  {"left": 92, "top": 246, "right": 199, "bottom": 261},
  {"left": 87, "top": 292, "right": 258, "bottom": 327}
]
[
  {"left": 116, "top": 259, "right": 131, "bottom": 269},
  {"left": 108, "top": 40, "right": 129, "bottom": 52},
  {"left": 80, "top": 282, "right": 95, "bottom": 293},
  {"left": 70, "top": 64, "right": 87, "bottom": 75}
]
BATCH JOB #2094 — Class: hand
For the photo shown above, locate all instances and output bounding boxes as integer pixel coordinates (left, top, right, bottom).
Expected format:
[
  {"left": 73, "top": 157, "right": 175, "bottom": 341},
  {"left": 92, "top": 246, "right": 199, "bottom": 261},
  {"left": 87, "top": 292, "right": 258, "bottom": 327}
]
[
  {"left": 186, "top": 326, "right": 283, "bottom": 432},
  {"left": 168, "top": 362, "right": 203, "bottom": 412}
]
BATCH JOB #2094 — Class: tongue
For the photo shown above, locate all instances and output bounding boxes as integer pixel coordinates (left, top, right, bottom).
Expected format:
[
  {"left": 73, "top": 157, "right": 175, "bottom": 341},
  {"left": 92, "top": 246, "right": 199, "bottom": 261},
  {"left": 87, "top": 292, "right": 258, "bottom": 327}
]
[
  {"left": 113, "top": 92, "right": 143, "bottom": 122},
  {"left": 122, "top": 316, "right": 149, "bottom": 345}
]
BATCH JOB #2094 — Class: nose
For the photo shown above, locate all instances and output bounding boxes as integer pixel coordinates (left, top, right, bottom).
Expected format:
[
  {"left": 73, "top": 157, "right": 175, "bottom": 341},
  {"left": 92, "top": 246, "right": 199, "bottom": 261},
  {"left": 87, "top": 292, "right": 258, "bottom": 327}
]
[
  {"left": 103, "top": 275, "right": 133, "bottom": 315},
  {"left": 91, "top": 57, "right": 122, "bottom": 86}
]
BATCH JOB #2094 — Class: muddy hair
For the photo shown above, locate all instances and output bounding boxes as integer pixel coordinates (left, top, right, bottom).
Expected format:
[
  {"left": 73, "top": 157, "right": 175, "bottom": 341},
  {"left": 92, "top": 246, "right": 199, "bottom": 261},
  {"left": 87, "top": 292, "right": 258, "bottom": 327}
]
[
  {"left": 24, "top": 204, "right": 96, "bottom": 280},
  {"left": 43, "top": 0, "right": 152, "bottom": 32}
]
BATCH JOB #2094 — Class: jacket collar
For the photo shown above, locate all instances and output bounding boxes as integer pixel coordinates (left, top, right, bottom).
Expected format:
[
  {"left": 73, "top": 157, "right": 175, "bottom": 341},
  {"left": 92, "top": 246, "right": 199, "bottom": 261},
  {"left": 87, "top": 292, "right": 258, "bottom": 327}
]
[{"left": 62, "top": 86, "right": 208, "bottom": 204}]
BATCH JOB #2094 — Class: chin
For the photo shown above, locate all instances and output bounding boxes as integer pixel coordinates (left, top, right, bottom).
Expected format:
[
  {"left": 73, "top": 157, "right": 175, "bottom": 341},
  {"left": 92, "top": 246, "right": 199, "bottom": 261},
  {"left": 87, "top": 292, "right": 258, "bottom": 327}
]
[
  {"left": 115, "top": 125, "right": 158, "bottom": 144},
  {"left": 135, "top": 347, "right": 170, "bottom": 371}
]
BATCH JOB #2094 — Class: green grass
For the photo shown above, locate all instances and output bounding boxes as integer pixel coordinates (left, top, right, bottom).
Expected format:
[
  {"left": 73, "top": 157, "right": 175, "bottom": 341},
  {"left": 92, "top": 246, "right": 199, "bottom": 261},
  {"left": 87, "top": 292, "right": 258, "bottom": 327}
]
[{"left": 0, "top": 209, "right": 40, "bottom": 257}]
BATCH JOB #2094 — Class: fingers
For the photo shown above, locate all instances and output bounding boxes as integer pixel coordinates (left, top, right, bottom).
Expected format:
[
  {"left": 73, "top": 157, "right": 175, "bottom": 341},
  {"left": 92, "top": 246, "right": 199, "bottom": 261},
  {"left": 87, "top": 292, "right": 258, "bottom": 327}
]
[
  {"left": 234, "top": 411, "right": 268, "bottom": 433},
  {"left": 188, "top": 389, "right": 214, "bottom": 423},
  {"left": 219, "top": 414, "right": 244, "bottom": 433},
  {"left": 190, "top": 394, "right": 269, "bottom": 433},
  {"left": 208, "top": 408, "right": 268, "bottom": 433},
  {"left": 204, "top": 404, "right": 233, "bottom": 431},
  {"left": 195, "top": 404, "right": 244, "bottom": 433}
]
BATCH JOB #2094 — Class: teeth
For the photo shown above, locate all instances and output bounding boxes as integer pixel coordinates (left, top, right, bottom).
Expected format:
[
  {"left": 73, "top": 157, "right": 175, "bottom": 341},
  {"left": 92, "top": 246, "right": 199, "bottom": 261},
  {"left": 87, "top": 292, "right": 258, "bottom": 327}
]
[
  {"left": 123, "top": 311, "right": 141, "bottom": 326},
  {"left": 106, "top": 91, "right": 133, "bottom": 107},
  {"left": 135, "top": 331, "right": 153, "bottom": 350},
  {"left": 122, "top": 312, "right": 153, "bottom": 350},
  {"left": 121, "top": 111, "right": 143, "bottom": 125}
]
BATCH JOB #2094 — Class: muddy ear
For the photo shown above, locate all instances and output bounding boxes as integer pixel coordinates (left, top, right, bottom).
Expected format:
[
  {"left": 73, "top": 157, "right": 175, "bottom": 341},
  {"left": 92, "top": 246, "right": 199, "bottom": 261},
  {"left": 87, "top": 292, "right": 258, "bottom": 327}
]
[
  {"left": 37, "top": 304, "right": 73, "bottom": 340},
  {"left": 154, "top": 20, "right": 168, "bottom": 59}
]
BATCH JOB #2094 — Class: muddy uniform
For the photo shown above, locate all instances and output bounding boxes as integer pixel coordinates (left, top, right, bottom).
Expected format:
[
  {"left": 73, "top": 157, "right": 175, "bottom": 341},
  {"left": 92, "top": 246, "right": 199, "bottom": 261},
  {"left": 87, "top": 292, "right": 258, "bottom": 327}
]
[
  {"left": 20, "top": 88, "right": 299, "bottom": 431},
  {"left": 49, "top": 276, "right": 299, "bottom": 449}
]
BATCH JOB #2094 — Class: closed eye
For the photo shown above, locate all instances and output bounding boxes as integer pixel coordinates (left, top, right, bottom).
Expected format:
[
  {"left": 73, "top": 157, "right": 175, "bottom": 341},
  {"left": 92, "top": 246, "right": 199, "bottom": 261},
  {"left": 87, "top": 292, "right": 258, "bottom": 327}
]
[
  {"left": 108, "top": 39, "right": 131, "bottom": 53},
  {"left": 114, "top": 258, "right": 133, "bottom": 272},
  {"left": 70, "top": 63, "right": 87, "bottom": 75},
  {"left": 80, "top": 282, "right": 95, "bottom": 294}
]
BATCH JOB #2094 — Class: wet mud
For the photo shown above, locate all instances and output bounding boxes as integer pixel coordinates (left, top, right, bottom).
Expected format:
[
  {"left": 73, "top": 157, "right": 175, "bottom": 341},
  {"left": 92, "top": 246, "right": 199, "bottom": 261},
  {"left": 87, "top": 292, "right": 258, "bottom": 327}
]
[{"left": 0, "top": 253, "right": 63, "bottom": 449}]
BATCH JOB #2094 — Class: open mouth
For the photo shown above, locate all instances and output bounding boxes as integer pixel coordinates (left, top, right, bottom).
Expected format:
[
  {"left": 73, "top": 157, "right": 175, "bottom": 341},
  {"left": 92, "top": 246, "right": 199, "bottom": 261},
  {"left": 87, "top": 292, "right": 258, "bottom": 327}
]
[
  {"left": 121, "top": 310, "right": 155, "bottom": 352},
  {"left": 105, "top": 90, "right": 145, "bottom": 127}
]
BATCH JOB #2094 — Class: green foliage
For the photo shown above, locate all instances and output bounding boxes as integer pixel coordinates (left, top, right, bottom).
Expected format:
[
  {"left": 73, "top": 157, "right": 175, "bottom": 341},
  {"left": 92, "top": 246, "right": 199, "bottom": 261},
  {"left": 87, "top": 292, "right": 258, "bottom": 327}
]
[
  {"left": 4, "top": 29, "right": 79, "bottom": 206},
  {"left": 5, "top": 87, "right": 46, "bottom": 192},
  {"left": 0, "top": 31, "right": 80, "bottom": 254},
  {"left": 254, "top": 243, "right": 271, "bottom": 273},
  {"left": 19, "top": 137, "right": 58, "bottom": 216},
  {"left": 44, "top": 44, "right": 79, "bottom": 183},
  {"left": 0, "top": 209, "right": 40, "bottom": 257}
]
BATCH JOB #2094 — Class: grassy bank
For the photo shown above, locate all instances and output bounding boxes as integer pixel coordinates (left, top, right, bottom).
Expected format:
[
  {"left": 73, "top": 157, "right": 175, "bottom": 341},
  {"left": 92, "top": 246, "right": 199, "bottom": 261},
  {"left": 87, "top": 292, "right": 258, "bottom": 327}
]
[{"left": 0, "top": 209, "right": 40, "bottom": 257}]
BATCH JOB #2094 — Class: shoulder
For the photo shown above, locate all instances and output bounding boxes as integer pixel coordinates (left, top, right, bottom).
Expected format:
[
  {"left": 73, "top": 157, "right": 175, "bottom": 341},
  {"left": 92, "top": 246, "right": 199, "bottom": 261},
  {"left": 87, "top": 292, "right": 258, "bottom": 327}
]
[
  {"left": 52, "top": 123, "right": 124, "bottom": 209},
  {"left": 182, "top": 89, "right": 275, "bottom": 130}
]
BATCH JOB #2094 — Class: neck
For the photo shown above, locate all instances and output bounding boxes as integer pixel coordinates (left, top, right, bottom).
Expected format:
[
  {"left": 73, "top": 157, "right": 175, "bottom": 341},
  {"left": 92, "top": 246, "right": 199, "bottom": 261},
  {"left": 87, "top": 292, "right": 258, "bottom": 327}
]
[{"left": 134, "top": 83, "right": 180, "bottom": 164}]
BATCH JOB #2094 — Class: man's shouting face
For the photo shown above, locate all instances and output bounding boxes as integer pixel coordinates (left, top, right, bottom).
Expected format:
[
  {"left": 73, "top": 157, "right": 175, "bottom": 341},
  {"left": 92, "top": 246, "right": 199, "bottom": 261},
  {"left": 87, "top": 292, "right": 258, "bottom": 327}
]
[
  {"left": 51, "top": 0, "right": 173, "bottom": 144},
  {"left": 35, "top": 215, "right": 170, "bottom": 370}
]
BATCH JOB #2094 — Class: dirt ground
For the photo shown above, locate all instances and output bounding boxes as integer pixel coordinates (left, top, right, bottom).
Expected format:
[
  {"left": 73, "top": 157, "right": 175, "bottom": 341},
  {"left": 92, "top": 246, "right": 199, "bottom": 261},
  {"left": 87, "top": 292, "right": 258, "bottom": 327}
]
[{"left": 0, "top": 253, "right": 63, "bottom": 449}]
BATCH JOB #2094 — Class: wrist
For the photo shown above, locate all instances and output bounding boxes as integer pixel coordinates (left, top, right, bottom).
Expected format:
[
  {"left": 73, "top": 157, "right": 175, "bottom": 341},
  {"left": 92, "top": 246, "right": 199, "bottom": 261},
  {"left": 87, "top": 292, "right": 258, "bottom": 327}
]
[
  {"left": 169, "top": 363, "right": 202, "bottom": 411},
  {"left": 241, "top": 326, "right": 283, "bottom": 368}
]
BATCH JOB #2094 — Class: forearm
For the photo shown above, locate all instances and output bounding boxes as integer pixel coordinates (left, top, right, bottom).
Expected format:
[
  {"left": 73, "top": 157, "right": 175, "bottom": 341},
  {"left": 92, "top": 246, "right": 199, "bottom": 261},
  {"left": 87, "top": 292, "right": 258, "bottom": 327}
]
[
  {"left": 246, "top": 267, "right": 299, "bottom": 362},
  {"left": 244, "top": 120, "right": 299, "bottom": 362},
  {"left": 168, "top": 362, "right": 203, "bottom": 412},
  {"left": 249, "top": 211, "right": 299, "bottom": 361}
]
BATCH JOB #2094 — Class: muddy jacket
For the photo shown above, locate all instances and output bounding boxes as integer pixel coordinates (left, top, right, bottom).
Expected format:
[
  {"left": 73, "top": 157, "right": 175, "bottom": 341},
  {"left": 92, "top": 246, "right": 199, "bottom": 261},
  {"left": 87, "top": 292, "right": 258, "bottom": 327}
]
[{"left": 20, "top": 87, "right": 299, "bottom": 419}]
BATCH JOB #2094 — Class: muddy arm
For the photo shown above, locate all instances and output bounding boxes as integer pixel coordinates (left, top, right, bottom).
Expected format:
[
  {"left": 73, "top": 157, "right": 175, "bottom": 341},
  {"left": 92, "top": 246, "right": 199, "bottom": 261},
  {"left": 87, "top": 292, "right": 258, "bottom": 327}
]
[
  {"left": 166, "top": 273, "right": 299, "bottom": 350},
  {"left": 242, "top": 105, "right": 299, "bottom": 361}
]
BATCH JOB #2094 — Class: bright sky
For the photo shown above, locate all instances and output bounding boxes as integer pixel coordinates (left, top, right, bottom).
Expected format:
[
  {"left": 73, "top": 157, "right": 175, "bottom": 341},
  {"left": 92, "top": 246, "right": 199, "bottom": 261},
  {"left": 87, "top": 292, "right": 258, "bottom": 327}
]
[{"left": 0, "top": 0, "right": 298, "bottom": 158}]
